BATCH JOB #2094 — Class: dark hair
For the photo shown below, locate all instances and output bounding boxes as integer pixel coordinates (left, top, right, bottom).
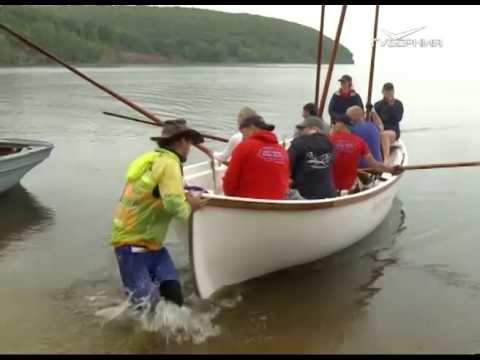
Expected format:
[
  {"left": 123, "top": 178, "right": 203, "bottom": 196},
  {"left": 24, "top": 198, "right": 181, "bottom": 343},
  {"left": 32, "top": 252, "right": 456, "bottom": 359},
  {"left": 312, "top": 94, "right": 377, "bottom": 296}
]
[
  {"left": 303, "top": 103, "right": 317, "bottom": 116},
  {"left": 382, "top": 82, "right": 394, "bottom": 92}
]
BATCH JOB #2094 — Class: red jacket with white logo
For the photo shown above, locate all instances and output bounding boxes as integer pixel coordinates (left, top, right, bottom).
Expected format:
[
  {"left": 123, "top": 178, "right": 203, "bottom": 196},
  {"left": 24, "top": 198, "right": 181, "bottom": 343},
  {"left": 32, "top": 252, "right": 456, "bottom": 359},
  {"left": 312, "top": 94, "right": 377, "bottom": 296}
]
[{"left": 223, "top": 130, "right": 290, "bottom": 200}]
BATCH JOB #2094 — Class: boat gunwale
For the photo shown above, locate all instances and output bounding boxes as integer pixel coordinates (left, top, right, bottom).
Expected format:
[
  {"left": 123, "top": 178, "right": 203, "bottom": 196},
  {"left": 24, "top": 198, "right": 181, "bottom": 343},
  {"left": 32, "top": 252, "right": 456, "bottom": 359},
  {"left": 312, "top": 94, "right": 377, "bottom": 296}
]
[
  {"left": 200, "top": 174, "right": 402, "bottom": 211},
  {"left": 0, "top": 138, "right": 54, "bottom": 148},
  {"left": 0, "top": 139, "right": 54, "bottom": 162}
]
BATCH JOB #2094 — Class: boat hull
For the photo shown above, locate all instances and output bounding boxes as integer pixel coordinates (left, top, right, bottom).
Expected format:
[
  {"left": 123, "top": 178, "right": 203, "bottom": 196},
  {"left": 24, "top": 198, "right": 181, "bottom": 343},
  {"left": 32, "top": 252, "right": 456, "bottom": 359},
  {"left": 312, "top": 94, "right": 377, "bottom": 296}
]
[
  {"left": 190, "top": 179, "right": 399, "bottom": 299},
  {"left": 173, "top": 140, "right": 407, "bottom": 299},
  {"left": 0, "top": 139, "right": 54, "bottom": 195}
]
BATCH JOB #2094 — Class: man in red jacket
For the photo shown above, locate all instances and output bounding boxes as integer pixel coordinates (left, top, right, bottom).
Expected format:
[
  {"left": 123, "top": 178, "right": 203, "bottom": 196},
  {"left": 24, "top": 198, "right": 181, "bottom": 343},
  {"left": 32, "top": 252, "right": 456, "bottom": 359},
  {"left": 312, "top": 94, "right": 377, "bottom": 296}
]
[
  {"left": 330, "top": 114, "right": 402, "bottom": 193},
  {"left": 223, "top": 115, "right": 290, "bottom": 200}
]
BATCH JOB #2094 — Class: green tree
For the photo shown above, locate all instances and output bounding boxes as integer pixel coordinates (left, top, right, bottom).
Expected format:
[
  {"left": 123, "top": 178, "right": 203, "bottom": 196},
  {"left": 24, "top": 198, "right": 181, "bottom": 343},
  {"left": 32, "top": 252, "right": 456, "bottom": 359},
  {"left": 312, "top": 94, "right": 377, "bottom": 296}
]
[{"left": 0, "top": 5, "right": 354, "bottom": 65}]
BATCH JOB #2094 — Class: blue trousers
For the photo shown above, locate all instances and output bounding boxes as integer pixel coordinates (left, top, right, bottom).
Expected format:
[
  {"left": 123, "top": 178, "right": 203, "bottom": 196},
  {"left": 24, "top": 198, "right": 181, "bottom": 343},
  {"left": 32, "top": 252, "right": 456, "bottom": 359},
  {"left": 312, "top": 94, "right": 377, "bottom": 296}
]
[{"left": 114, "top": 245, "right": 179, "bottom": 307}]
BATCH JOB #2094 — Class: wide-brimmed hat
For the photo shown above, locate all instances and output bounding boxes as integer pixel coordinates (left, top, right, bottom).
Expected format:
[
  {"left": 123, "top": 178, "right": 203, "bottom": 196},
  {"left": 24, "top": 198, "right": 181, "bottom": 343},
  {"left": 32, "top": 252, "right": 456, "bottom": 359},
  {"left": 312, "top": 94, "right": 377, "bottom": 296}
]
[{"left": 150, "top": 119, "right": 204, "bottom": 146}]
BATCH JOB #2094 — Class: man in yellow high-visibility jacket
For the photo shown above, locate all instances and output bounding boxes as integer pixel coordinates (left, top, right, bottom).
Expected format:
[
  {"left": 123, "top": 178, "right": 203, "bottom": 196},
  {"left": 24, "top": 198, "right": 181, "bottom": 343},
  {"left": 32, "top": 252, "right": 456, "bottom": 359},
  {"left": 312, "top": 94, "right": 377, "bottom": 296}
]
[{"left": 111, "top": 119, "right": 207, "bottom": 309}]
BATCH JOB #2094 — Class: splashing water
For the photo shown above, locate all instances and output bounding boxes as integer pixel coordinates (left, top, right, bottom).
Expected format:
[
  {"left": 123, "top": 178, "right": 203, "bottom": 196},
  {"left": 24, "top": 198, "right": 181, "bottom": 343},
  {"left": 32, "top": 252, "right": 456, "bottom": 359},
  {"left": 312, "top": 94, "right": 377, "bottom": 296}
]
[
  {"left": 217, "top": 295, "right": 243, "bottom": 309},
  {"left": 140, "top": 299, "right": 221, "bottom": 345},
  {"left": 94, "top": 297, "right": 222, "bottom": 345},
  {"left": 94, "top": 301, "right": 131, "bottom": 322},
  {"left": 85, "top": 266, "right": 244, "bottom": 345}
]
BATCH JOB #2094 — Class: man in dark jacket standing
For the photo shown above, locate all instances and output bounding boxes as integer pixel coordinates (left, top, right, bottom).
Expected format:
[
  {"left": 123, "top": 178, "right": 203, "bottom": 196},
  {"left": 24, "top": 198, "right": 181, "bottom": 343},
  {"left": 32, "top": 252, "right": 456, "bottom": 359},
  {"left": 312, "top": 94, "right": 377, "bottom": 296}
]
[
  {"left": 289, "top": 116, "right": 336, "bottom": 200},
  {"left": 328, "top": 74, "right": 364, "bottom": 125}
]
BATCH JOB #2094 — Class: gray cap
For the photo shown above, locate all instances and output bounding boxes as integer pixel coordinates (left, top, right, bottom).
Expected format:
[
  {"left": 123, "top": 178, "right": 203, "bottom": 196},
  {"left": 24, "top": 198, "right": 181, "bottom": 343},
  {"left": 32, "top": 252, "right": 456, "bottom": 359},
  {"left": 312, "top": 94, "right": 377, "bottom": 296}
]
[
  {"left": 239, "top": 115, "right": 275, "bottom": 132},
  {"left": 296, "top": 116, "right": 326, "bottom": 131}
]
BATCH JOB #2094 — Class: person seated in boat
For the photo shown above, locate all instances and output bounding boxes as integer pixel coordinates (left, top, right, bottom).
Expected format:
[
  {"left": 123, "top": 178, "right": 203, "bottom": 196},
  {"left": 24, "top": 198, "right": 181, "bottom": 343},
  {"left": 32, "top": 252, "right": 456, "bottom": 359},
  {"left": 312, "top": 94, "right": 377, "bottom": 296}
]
[
  {"left": 330, "top": 114, "right": 402, "bottom": 194},
  {"left": 288, "top": 116, "right": 336, "bottom": 200},
  {"left": 302, "top": 102, "right": 317, "bottom": 119},
  {"left": 374, "top": 82, "right": 404, "bottom": 165},
  {"left": 213, "top": 106, "right": 257, "bottom": 166},
  {"left": 328, "top": 74, "right": 364, "bottom": 126},
  {"left": 223, "top": 115, "right": 290, "bottom": 200},
  {"left": 301, "top": 102, "right": 329, "bottom": 134},
  {"left": 110, "top": 119, "right": 208, "bottom": 310},
  {"left": 347, "top": 105, "right": 383, "bottom": 168},
  {"left": 294, "top": 103, "right": 320, "bottom": 139}
]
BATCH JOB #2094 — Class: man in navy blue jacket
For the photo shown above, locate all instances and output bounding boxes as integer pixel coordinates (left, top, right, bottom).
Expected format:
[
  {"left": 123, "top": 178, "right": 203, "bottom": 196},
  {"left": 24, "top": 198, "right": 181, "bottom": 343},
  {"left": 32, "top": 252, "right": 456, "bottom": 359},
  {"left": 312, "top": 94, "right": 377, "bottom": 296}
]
[
  {"left": 328, "top": 75, "right": 364, "bottom": 125},
  {"left": 374, "top": 82, "right": 404, "bottom": 164}
]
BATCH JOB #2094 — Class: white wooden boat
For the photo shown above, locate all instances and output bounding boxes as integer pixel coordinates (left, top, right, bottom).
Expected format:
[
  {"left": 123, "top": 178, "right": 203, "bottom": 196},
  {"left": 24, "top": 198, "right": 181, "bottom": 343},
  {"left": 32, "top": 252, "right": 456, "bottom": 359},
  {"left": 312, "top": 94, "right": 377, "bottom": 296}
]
[
  {"left": 0, "top": 139, "right": 54, "bottom": 195},
  {"left": 169, "top": 140, "right": 407, "bottom": 299}
]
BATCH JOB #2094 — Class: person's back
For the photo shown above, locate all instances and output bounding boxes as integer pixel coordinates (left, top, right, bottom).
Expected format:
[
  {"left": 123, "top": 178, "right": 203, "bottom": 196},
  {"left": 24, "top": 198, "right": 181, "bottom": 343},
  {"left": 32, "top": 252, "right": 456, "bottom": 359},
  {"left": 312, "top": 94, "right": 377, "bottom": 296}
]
[
  {"left": 352, "top": 121, "right": 382, "bottom": 168},
  {"left": 111, "top": 148, "right": 190, "bottom": 251},
  {"left": 330, "top": 131, "right": 369, "bottom": 191},
  {"left": 223, "top": 130, "right": 289, "bottom": 200},
  {"left": 111, "top": 119, "right": 207, "bottom": 308},
  {"left": 330, "top": 114, "right": 402, "bottom": 192},
  {"left": 289, "top": 133, "right": 335, "bottom": 200}
]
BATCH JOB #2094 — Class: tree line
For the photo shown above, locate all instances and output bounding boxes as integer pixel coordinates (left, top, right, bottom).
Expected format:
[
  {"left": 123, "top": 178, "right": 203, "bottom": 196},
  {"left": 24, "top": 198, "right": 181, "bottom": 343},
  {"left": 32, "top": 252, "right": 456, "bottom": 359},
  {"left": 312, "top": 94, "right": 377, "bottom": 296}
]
[{"left": 0, "top": 5, "right": 354, "bottom": 65}]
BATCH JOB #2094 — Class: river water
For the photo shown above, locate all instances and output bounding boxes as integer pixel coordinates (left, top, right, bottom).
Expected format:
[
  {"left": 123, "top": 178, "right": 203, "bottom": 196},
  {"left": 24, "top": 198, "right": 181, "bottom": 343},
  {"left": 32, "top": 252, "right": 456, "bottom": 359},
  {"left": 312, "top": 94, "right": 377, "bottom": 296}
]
[{"left": 1, "top": 63, "right": 480, "bottom": 354}]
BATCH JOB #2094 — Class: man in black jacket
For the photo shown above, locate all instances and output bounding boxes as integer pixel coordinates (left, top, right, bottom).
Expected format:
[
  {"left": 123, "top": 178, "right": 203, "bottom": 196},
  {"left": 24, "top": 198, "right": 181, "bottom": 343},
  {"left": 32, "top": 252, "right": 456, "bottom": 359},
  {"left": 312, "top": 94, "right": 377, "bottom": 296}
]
[
  {"left": 289, "top": 116, "right": 336, "bottom": 200},
  {"left": 374, "top": 82, "right": 404, "bottom": 164},
  {"left": 328, "top": 75, "right": 364, "bottom": 125}
]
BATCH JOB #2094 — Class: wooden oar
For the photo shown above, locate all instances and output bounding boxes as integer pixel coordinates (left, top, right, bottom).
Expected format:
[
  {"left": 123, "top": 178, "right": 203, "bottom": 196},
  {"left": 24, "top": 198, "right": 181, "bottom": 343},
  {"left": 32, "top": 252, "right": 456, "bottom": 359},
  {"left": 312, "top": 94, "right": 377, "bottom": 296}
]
[
  {"left": 0, "top": 23, "right": 228, "bottom": 146},
  {"left": 318, "top": 5, "right": 347, "bottom": 117},
  {"left": 365, "top": 5, "right": 380, "bottom": 120},
  {"left": 0, "top": 23, "right": 166, "bottom": 126},
  {"left": 314, "top": 5, "right": 325, "bottom": 108},
  {"left": 103, "top": 111, "right": 168, "bottom": 126},
  {"left": 103, "top": 111, "right": 229, "bottom": 143},
  {"left": 361, "top": 161, "right": 480, "bottom": 174},
  {"left": 210, "top": 160, "right": 218, "bottom": 194},
  {"left": 402, "top": 161, "right": 480, "bottom": 171}
]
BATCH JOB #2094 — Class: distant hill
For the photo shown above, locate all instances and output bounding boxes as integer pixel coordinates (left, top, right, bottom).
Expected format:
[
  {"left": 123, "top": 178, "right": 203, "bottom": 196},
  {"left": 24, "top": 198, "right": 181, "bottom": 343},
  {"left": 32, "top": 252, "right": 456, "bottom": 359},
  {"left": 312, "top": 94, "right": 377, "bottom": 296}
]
[{"left": 0, "top": 5, "right": 354, "bottom": 65}]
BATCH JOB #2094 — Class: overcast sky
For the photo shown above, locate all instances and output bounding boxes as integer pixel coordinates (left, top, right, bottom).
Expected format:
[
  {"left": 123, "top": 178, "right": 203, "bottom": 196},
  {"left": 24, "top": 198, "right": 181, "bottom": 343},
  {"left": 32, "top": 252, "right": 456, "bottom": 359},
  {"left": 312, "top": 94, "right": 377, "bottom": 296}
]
[{"left": 157, "top": 5, "right": 477, "bottom": 69}]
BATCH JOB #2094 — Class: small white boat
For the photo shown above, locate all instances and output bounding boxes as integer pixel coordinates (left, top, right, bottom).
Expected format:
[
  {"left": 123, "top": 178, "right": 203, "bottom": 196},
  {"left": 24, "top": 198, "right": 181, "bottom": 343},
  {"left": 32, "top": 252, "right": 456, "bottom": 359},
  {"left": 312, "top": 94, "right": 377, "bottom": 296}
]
[
  {"left": 0, "top": 139, "right": 54, "bottom": 195},
  {"left": 170, "top": 140, "right": 407, "bottom": 299}
]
